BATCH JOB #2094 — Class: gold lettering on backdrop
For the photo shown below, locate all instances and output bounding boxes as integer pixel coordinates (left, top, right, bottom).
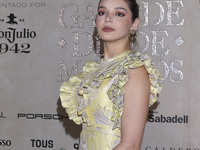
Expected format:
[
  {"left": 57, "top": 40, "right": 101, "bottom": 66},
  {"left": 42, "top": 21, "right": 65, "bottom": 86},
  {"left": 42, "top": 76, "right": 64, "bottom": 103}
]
[
  {"left": 153, "top": 60, "right": 170, "bottom": 82},
  {"left": 78, "top": 3, "right": 96, "bottom": 28},
  {"left": 72, "top": 32, "right": 93, "bottom": 57},
  {"left": 153, "top": 59, "right": 183, "bottom": 83},
  {"left": 58, "top": 3, "right": 101, "bottom": 57},
  {"left": 150, "top": 31, "right": 169, "bottom": 56},
  {"left": 59, "top": 60, "right": 86, "bottom": 82},
  {"left": 59, "top": 3, "right": 96, "bottom": 29},
  {"left": 165, "top": 0, "right": 184, "bottom": 26},
  {"left": 169, "top": 60, "right": 183, "bottom": 83},
  {"left": 137, "top": 31, "right": 150, "bottom": 54},
  {"left": 142, "top": 0, "right": 184, "bottom": 26},
  {"left": 59, "top": 3, "right": 79, "bottom": 29},
  {"left": 142, "top": 1, "right": 164, "bottom": 26},
  {"left": 140, "top": 0, "right": 184, "bottom": 82}
]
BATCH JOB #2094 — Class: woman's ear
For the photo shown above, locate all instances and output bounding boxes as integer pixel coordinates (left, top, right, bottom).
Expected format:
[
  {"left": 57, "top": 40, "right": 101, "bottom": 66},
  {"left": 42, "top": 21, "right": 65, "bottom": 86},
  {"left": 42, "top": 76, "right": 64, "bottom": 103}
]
[{"left": 131, "top": 18, "right": 140, "bottom": 31}]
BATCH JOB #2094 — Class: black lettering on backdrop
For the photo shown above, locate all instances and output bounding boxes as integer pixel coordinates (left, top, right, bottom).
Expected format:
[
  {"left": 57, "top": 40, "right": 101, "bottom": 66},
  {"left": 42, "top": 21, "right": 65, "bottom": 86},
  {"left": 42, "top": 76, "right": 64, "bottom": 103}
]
[
  {"left": 31, "top": 139, "right": 53, "bottom": 148},
  {"left": 148, "top": 114, "right": 188, "bottom": 123},
  {"left": 0, "top": 28, "right": 36, "bottom": 43},
  {"left": 0, "top": 13, "right": 37, "bottom": 54},
  {"left": 17, "top": 113, "right": 68, "bottom": 120},
  {"left": 30, "top": 2, "right": 46, "bottom": 7},
  {"left": 145, "top": 147, "right": 200, "bottom": 150},
  {"left": 0, "top": 112, "right": 6, "bottom": 118},
  {"left": 74, "top": 143, "right": 79, "bottom": 149},
  {"left": 0, "top": 2, "right": 46, "bottom": 8},
  {"left": 0, "top": 139, "right": 11, "bottom": 146}
]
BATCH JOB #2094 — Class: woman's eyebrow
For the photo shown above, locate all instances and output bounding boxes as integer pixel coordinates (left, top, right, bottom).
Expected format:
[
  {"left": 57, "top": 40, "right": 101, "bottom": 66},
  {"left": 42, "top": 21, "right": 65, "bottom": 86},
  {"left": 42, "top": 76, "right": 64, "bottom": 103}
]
[
  {"left": 98, "top": 6, "right": 106, "bottom": 10},
  {"left": 114, "top": 7, "right": 128, "bottom": 12},
  {"left": 98, "top": 6, "right": 128, "bottom": 13}
]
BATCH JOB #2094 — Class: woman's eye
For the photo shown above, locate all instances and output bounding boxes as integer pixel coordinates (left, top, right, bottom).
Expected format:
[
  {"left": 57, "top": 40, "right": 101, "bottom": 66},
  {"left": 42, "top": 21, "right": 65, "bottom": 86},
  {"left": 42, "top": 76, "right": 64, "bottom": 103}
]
[
  {"left": 98, "top": 11, "right": 105, "bottom": 16},
  {"left": 116, "top": 12, "right": 125, "bottom": 17}
]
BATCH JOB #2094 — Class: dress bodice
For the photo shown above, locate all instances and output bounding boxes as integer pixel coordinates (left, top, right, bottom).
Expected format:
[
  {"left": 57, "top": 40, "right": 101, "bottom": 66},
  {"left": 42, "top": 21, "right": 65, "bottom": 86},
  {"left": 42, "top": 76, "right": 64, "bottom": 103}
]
[{"left": 60, "top": 50, "right": 162, "bottom": 150}]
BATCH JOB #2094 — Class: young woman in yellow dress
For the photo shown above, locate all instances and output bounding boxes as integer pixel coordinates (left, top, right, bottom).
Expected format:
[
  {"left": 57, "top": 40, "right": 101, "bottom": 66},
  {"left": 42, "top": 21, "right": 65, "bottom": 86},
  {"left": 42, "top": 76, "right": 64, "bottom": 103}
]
[{"left": 60, "top": 0, "right": 162, "bottom": 149}]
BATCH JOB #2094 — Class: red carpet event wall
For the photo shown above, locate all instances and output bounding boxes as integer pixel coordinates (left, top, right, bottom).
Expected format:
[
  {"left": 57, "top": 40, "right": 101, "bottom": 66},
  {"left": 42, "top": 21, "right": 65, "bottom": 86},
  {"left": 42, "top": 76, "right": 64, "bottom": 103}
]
[{"left": 0, "top": 0, "right": 200, "bottom": 149}]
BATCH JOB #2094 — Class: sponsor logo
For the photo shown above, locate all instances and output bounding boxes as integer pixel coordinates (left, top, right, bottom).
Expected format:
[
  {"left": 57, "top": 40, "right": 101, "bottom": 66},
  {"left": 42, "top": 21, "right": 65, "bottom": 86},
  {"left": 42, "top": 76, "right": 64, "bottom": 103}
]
[
  {"left": 60, "top": 143, "right": 79, "bottom": 150},
  {"left": 148, "top": 111, "right": 188, "bottom": 124},
  {"left": 0, "top": 2, "right": 46, "bottom": 8},
  {"left": 0, "top": 28, "right": 36, "bottom": 43},
  {"left": 0, "top": 139, "right": 11, "bottom": 146},
  {"left": 31, "top": 139, "right": 53, "bottom": 148},
  {"left": 0, "top": 112, "right": 6, "bottom": 118},
  {"left": 145, "top": 147, "right": 199, "bottom": 150},
  {"left": 74, "top": 143, "right": 79, "bottom": 149},
  {"left": 0, "top": 13, "right": 37, "bottom": 54},
  {"left": 17, "top": 113, "right": 68, "bottom": 120}
]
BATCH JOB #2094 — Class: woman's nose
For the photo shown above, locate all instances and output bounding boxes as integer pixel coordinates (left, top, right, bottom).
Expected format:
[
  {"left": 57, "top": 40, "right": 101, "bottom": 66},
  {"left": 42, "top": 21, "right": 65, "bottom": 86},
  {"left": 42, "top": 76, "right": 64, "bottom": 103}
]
[{"left": 105, "top": 13, "right": 113, "bottom": 22}]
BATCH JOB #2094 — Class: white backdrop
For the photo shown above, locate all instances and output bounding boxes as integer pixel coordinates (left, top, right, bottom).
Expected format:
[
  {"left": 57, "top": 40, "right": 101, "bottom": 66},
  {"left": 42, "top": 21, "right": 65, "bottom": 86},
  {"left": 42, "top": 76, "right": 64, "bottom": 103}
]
[{"left": 0, "top": 0, "right": 200, "bottom": 149}]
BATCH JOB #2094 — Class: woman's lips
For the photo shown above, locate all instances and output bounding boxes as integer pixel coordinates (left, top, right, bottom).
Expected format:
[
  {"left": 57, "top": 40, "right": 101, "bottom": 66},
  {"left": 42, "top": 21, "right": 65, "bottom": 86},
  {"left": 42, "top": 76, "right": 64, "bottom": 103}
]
[{"left": 102, "top": 26, "right": 115, "bottom": 32}]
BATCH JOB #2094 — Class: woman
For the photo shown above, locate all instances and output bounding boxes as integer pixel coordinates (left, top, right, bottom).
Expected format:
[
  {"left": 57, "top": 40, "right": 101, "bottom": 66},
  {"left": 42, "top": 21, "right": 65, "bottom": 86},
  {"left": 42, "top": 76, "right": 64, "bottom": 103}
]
[{"left": 60, "top": 0, "right": 162, "bottom": 149}]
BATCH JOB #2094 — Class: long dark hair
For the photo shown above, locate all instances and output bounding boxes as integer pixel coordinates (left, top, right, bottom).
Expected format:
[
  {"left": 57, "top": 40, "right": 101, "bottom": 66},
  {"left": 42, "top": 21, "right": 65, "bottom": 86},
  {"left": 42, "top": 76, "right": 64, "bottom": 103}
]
[{"left": 124, "top": 0, "right": 139, "bottom": 21}]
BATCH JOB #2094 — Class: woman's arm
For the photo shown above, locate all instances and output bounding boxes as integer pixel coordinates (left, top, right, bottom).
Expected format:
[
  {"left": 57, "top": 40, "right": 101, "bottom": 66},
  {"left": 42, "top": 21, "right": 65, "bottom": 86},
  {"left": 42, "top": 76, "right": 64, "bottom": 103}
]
[{"left": 113, "top": 66, "right": 150, "bottom": 150}]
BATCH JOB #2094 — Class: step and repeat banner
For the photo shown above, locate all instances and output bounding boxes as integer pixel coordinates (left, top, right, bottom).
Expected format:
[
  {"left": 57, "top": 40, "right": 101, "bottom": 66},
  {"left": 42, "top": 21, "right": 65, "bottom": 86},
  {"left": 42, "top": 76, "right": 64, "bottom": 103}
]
[{"left": 0, "top": 0, "right": 200, "bottom": 149}]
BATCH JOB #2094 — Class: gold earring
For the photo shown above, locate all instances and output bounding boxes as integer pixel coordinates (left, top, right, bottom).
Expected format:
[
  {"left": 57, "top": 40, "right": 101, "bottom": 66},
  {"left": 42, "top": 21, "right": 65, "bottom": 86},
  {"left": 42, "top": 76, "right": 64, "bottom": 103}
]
[
  {"left": 129, "top": 29, "right": 137, "bottom": 52},
  {"left": 97, "top": 33, "right": 101, "bottom": 40},
  {"left": 129, "top": 29, "right": 136, "bottom": 43},
  {"left": 94, "top": 33, "right": 103, "bottom": 57}
]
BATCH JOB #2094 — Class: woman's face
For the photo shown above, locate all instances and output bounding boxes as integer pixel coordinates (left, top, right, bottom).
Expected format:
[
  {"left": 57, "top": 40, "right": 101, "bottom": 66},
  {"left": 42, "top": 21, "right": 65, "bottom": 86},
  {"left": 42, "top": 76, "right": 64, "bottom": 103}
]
[{"left": 96, "top": 0, "right": 137, "bottom": 42}]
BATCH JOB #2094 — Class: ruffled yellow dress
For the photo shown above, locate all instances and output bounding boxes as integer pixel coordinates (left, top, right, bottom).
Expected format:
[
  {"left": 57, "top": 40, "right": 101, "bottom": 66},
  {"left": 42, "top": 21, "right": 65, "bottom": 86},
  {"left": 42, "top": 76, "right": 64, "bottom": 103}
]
[{"left": 60, "top": 50, "right": 162, "bottom": 150}]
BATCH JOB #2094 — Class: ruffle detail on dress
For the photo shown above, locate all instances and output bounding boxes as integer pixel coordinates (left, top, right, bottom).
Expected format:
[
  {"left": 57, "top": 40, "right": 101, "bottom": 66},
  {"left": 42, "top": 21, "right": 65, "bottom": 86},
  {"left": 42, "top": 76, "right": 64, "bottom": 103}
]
[
  {"left": 126, "top": 51, "right": 162, "bottom": 106},
  {"left": 106, "top": 51, "right": 162, "bottom": 130},
  {"left": 60, "top": 61, "right": 99, "bottom": 125},
  {"left": 60, "top": 76, "right": 83, "bottom": 124},
  {"left": 60, "top": 51, "right": 162, "bottom": 129}
]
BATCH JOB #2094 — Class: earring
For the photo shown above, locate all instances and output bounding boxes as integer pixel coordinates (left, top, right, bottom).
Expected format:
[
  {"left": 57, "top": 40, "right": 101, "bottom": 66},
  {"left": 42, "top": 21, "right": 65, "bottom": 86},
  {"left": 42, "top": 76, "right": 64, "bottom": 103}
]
[
  {"left": 129, "top": 29, "right": 136, "bottom": 51},
  {"left": 129, "top": 29, "right": 136, "bottom": 43},
  {"left": 94, "top": 33, "right": 103, "bottom": 57},
  {"left": 97, "top": 33, "right": 101, "bottom": 40}
]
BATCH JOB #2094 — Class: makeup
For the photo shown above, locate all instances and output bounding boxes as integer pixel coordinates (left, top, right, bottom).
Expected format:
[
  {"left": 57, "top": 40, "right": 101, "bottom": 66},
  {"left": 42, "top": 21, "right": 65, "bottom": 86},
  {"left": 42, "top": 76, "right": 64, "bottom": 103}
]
[{"left": 102, "top": 26, "right": 115, "bottom": 32}]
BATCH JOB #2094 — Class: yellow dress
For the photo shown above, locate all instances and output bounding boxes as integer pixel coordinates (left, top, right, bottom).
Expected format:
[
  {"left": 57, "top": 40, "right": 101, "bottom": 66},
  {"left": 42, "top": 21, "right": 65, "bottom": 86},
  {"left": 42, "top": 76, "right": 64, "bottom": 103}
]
[{"left": 60, "top": 50, "right": 162, "bottom": 150}]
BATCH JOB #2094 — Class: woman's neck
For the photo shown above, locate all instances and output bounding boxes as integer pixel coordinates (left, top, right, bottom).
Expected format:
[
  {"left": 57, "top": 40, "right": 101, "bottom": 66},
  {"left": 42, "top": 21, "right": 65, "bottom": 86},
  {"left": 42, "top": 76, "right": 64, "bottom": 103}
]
[{"left": 103, "top": 40, "right": 130, "bottom": 60}]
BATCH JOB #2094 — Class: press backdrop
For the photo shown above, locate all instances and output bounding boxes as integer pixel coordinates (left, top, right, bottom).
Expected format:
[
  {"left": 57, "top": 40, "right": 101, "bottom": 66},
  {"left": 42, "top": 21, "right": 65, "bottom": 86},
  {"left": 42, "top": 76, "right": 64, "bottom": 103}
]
[{"left": 0, "top": 0, "right": 200, "bottom": 149}]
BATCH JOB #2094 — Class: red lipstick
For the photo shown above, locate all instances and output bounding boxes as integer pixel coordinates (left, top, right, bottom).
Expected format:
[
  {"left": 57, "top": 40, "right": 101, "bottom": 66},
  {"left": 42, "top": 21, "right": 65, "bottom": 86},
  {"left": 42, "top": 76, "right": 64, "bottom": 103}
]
[{"left": 102, "top": 26, "right": 115, "bottom": 32}]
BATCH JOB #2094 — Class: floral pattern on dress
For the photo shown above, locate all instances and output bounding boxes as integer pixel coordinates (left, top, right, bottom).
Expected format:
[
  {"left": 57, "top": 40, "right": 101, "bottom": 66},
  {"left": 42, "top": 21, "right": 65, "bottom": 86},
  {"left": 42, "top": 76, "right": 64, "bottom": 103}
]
[{"left": 60, "top": 50, "right": 162, "bottom": 150}]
